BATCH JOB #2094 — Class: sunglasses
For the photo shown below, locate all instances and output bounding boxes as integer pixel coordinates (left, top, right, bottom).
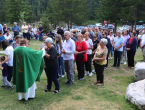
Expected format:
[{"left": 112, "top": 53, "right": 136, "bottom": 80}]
[
  {"left": 94, "top": 37, "right": 97, "bottom": 38},
  {"left": 102, "top": 34, "right": 105, "bottom": 35}
]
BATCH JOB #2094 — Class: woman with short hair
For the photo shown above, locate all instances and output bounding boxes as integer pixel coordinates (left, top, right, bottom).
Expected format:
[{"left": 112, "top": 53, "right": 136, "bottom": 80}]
[
  {"left": 126, "top": 32, "right": 138, "bottom": 69},
  {"left": 11, "top": 35, "right": 21, "bottom": 49},
  {"left": 75, "top": 34, "right": 87, "bottom": 80},
  {"left": 92, "top": 38, "right": 108, "bottom": 86}
]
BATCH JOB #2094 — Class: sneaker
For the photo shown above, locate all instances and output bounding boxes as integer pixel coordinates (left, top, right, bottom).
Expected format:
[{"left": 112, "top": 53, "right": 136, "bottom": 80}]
[
  {"left": 1, "top": 85, "right": 6, "bottom": 87},
  {"left": 85, "top": 71, "right": 89, "bottom": 76},
  {"left": 92, "top": 70, "right": 95, "bottom": 73},
  {"left": 7, "top": 86, "right": 13, "bottom": 90},
  {"left": 58, "top": 74, "right": 61, "bottom": 77},
  {"left": 108, "top": 57, "right": 110, "bottom": 60},
  {"left": 89, "top": 72, "right": 93, "bottom": 76},
  {"left": 111, "top": 65, "right": 116, "bottom": 67},
  {"left": 120, "top": 61, "right": 123, "bottom": 64},
  {"left": 80, "top": 78, "right": 84, "bottom": 81},
  {"left": 104, "top": 67, "right": 107, "bottom": 70},
  {"left": 124, "top": 61, "right": 127, "bottom": 65},
  {"left": 62, "top": 75, "right": 65, "bottom": 78}
]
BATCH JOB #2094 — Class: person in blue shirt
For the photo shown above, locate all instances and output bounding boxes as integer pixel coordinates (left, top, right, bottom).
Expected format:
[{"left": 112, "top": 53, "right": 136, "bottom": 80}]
[
  {"left": 112, "top": 31, "right": 124, "bottom": 68},
  {"left": 12, "top": 22, "right": 21, "bottom": 38},
  {"left": 39, "top": 24, "right": 44, "bottom": 41},
  {"left": 0, "top": 24, "right": 3, "bottom": 33},
  {"left": 3, "top": 24, "right": 9, "bottom": 35},
  {"left": 0, "top": 56, "right": 13, "bottom": 89},
  {"left": 0, "top": 32, "right": 5, "bottom": 42},
  {"left": 95, "top": 27, "right": 103, "bottom": 41}
]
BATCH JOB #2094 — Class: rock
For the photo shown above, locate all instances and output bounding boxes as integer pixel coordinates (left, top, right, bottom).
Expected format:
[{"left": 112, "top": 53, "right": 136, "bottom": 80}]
[
  {"left": 125, "top": 79, "right": 145, "bottom": 110},
  {"left": 134, "top": 62, "right": 145, "bottom": 81}
]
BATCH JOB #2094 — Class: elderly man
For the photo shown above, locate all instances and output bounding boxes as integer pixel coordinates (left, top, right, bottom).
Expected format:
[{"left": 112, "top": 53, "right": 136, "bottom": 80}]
[
  {"left": 12, "top": 22, "right": 21, "bottom": 37},
  {"left": 0, "top": 24, "right": 3, "bottom": 33},
  {"left": 95, "top": 27, "right": 103, "bottom": 41},
  {"left": 3, "top": 24, "right": 9, "bottom": 35},
  {"left": 84, "top": 27, "right": 93, "bottom": 41},
  {"left": 141, "top": 34, "right": 145, "bottom": 62},
  {"left": 13, "top": 39, "right": 45, "bottom": 100},
  {"left": 4, "top": 31, "right": 13, "bottom": 43},
  {"left": 39, "top": 24, "right": 44, "bottom": 41},
  {"left": 62, "top": 31, "right": 75, "bottom": 86},
  {"left": 22, "top": 22, "right": 29, "bottom": 40},
  {"left": 112, "top": 31, "right": 124, "bottom": 68}
]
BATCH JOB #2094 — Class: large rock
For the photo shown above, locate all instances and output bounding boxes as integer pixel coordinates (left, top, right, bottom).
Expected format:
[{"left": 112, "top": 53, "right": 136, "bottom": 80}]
[
  {"left": 134, "top": 62, "right": 145, "bottom": 81},
  {"left": 125, "top": 79, "right": 145, "bottom": 110}
]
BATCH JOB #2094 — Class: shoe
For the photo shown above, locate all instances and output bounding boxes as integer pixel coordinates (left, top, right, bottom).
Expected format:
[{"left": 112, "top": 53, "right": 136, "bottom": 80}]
[
  {"left": 58, "top": 74, "right": 61, "bottom": 77},
  {"left": 64, "top": 81, "right": 69, "bottom": 84},
  {"left": 80, "top": 78, "right": 84, "bottom": 81},
  {"left": 108, "top": 57, "right": 110, "bottom": 60},
  {"left": 116, "top": 66, "right": 119, "bottom": 68},
  {"left": 124, "top": 61, "right": 127, "bottom": 65},
  {"left": 7, "top": 86, "right": 13, "bottom": 90},
  {"left": 111, "top": 65, "right": 116, "bottom": 67},
  {"left": 61, "top": 75, "right": 65, "bottom": 78},
  {"left": 1, "top": 85, "right": 6, "bottom": 87},
  {"left": 104, "top": 67, "right": 107, "bottom": 70},
  {"left": 89, "top": 72, "right": 93, "bottom": 76},
  {"left": 77, "top": 77, "right": 80, "bottom": 80},
  {"left": 120, "top": 61, "right": 123, "bottom": 64},
  {"left": 92, "top": 70, "right": 95, "bottom": 73},
  {"left": 67, "top": 83, "right": 73, "bottom": 86},
  {"left": 85, "top": 71, "right": 89, "bottom": 76}
]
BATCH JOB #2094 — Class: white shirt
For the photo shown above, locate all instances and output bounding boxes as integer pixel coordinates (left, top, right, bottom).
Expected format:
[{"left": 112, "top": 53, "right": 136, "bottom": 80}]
[
  {"left": 4, "top": 34, "right": 13, "bottom": 40},
  {"left": 56, "top": 42, "right": 63, "bottom": 57},
  {"left": 5, "top": 46, "right": 14, "bottom": 66},
  {"left": 83, "top": 38, "right": 93, "bottom": 54},
  {"left": 141, "top": 34, "right": 145, "bottom": 47},
  {"left": 31, "top": 28, "right": 37, "bottom": 35},
  {"left": 63, "top": 39, "right": 75, "bottom": 60},
  {"left": 22, "top": 25, "right": 28, "bottom": 33}
]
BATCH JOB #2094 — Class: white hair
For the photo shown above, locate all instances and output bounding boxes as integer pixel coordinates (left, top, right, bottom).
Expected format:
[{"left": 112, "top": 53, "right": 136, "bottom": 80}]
[
  {"left": 64, "top": 31, "right": 71, "bottom": 36},
  {"left": 101, "top": 38, "right": 108, "bottom": 45},
  {"left": 14, "top": 22, "right": 17, "bottom": 24},
  {"left": 45, "top": 38, "right": 53, "bottom": 43}
]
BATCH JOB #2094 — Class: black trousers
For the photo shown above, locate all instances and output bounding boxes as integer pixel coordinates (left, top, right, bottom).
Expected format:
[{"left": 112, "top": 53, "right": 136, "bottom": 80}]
[
  {"left": 105, "top": 54, "right": 109, "bottom": 68},
  {"left": 14, "top": 32, "right": 19, "bottom": 38},
  {"left": 137, "top": 40, "right": 140, "bottom": 49},
  {"left": 76, "top": 61, "right": 85, "bottom": 78},
  {"left": 113, "top": 51, "right": 122, "bottom": 67},
  {"left": 7, "top": 66, "right": 13, "bottom": 82},
  {"left": 85, "top": 54, "right": 92, "bottom": 73},
  {"left": 127, "top": 51, "right": 135, "bottom": 67},
  {"left": 46, "top": 65, "right": 60, "bottom": 90},
  {"left": 23, "top": 33, "right": 29, "bottom": 40},
  {"left": 95, "top": 63, "right": 105, "bottom": 83}
]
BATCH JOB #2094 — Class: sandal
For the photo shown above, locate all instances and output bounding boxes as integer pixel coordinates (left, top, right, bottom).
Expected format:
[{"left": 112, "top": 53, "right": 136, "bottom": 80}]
[
  {"left": 97, "top": 83, "right": 104, "bottom": 86},
  {"left": 43, "top": 89, "right": 50, "bottom": 92},
  {"left": 94, "top": 81, "right": 100, "bottom": 84},
  {"left": 53, "top": 90, "right": 60, "bottom": 94}
]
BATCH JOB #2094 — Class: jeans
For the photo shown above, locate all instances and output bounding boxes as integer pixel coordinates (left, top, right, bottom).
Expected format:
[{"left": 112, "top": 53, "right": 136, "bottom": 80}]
[
  {"left": 85, "top": 54, "right": 92, "bottom": 73},
  {"left": 110, "top": 45, "right": 114, "bottom": 57},
  {"left": 23, "top": 33, "right": 28, "bottom": 39},
  {"left": 7, "top": 40, "right": 13, "bottom": 43},
  {"left": 46, "top": 65, "right": 60, "bottom": 90},
  {"left": 95, "top": 64, "right": 105, "bottom": 83},
  {"left": 2, "top": 76, "right": 12, "bottom": 86},
  {"left": 76, "top": 61, "right": 85, "bottom": 79},
  {"left": 57, "top": 55, "right": 65, "bottom": 76},
  {"left": 113, "top": 51, "right": 122, "bottom": 67},
  {"left": 39, "top": 33, "right": 44, "bottom": 41},
  {"left": 121, "top": 48, "right": 127, "bottom": 62},
  {"left": 34, "top": 34, "right": 39, "bottom": 40}
]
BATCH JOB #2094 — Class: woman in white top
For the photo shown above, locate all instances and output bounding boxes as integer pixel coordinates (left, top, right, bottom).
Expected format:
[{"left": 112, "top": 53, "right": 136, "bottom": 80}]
[
  {"left": 107, "top": 31, "right": 114, "bottom": 59},
  {"left": 1, "top": 40, "right": 14, "bottom": 85},
  {"left": 56, "top": 34, "right": 65, "bottom": 77},
  {"left": 84, "top": 32, "right": 93, "bottom": 76}
]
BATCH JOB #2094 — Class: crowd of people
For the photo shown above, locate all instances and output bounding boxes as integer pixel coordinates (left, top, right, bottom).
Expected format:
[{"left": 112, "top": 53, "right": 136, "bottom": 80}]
[{"left": 0, "top": 22, "right": 145, "bottom": 101}]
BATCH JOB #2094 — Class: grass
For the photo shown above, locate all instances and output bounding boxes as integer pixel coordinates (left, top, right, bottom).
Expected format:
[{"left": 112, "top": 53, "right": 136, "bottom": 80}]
[{"left": 0, "top": 39, "right": 143, "bottom": 110}]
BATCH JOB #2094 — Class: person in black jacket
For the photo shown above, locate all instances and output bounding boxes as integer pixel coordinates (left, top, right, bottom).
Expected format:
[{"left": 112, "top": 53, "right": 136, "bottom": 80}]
[
  {"left": 44, "top": 37, "right": 60, "bottom": 94},
  {"left": 57, "top": 27, "right": 64, "bottom": 39},
  {"left": 126, "top": 32, "right": 138, "bottom": 69},
  {"left": 102, "top": 31, "right": 111, "bottom": 70}
]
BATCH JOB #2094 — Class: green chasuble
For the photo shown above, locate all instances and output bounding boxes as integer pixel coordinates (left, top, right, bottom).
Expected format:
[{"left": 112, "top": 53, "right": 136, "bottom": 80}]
[{"left": 13, "top": 47, "right": 44, "bottom": 93}]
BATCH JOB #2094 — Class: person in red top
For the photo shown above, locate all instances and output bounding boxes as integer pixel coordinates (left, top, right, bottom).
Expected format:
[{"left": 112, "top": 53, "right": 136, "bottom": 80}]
[
  {"left": 126, "top": 32, "right": 138, "bottom": 69},
  {"left": 75, "top": 34, "right": 87, "bottom": 80}
]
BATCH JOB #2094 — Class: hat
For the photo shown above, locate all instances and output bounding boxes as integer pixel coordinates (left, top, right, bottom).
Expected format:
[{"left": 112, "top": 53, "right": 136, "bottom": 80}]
[
  {"left": 45, "top": 38, "right": 53, "bottom": 43},
  {"left": 101, "top": 38, "right": 108, "bottom": 45}
]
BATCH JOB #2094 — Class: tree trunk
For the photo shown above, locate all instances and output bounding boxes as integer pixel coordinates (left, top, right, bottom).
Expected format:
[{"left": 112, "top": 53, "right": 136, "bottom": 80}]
[
  {"left": 70, "top": 20, "right": 72, "bottom": 29},
  {"left": 68, "top": 20, "right": 70, "bottom": 31},
  {"left": 115, "top": 21, "right": 117, "bottom": 34},
  {"left": 134, "top": 21, "right": 136, "bottom": 31}
]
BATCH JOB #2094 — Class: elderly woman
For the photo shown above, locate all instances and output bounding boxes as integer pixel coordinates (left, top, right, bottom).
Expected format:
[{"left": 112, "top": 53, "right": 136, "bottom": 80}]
[
  {"left": 84, "top": 32, "right": 93, "bottom": 76},
  {"left": 92, "top": 38, "right": 108, "bottom": 86},
  {"left": 44, "top": 38, "right": 60, "bottom": 94},
  {"left": 75, "top": 34, "right": 87, "bottom": 80},
  {"left": 11, "top": 35, "right": 21, "bottom": 49},
  {"left": 126, "top": 32, "right": 138, "bottom": 69}
]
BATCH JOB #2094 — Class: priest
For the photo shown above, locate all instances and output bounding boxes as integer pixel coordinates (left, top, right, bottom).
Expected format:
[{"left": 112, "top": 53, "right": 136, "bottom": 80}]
[{"left": 13, "top": 39, "right": 45, "bottom": 101}]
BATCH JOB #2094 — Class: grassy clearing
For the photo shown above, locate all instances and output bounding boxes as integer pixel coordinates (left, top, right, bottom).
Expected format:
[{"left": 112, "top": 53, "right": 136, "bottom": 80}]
[{"left": 0, "top": 40, "right": 142, "bottom": 110}]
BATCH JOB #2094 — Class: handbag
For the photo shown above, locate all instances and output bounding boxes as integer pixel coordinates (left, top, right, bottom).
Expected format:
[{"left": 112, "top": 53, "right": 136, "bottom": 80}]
[{"left": 76, "top": 42, "right": 84, "bottom": 60}]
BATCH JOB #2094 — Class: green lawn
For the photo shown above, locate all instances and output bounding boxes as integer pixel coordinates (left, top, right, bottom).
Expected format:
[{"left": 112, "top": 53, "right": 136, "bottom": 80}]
[{"left": 0, "top": 40, "right": 142, "bottom": 110}]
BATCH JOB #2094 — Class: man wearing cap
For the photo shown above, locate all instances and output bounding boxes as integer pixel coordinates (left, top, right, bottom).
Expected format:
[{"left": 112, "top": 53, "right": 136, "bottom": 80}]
[
  {"left": 4, "top": 31, "right": 13, "bottom": 43},
  {"left": 13, "top": 39, "right": 45, "bottom": 100},
  {"left": 112, "top": 31, "right": 124, "bottom": 68}
]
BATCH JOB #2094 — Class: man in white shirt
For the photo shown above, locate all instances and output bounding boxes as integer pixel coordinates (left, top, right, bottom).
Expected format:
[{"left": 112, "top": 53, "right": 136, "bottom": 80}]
[
  {"left": 31, "top": 26, "right": 39, "bottom": 41},
  {"left": 4, "top": 31, "right": 13, "bottom": 43},
  {"left": 22, "top": 22, "right": 28, "bottom": 39},
  {"left": 62, "top": 31, "right": 75, "bottom": 86},
  {"left": 141, "top": 34, "right": 145, "bottom": 62}
]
